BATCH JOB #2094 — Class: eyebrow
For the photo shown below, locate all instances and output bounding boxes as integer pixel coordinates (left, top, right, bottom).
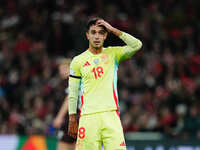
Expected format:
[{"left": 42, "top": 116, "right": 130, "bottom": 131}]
[{"left": 90, "top": 29, "right": 106, "bottom": 33}]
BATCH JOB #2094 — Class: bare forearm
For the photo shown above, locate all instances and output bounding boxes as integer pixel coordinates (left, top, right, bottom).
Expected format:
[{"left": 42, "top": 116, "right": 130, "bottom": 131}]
[
  {"left": 68, "top": 114, "right": 78, "bottom": 138},
  {"left": 69, "top": 114, "right": 77, "bottom": 121},
  {"left": 109, "top": 27, "right": 122, "bottom": 37},
  {"left": 57, "top": 96, "right": 68, "bottom": 119}
]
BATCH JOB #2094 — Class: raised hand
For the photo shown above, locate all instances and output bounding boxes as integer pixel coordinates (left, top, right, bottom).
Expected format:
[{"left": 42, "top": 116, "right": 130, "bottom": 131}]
[
  {"left": 96, "top": 19, "right": 122, "bottom": 37},
  {"left": 96, "top": 19, "right": 113, "bottom": 32}
]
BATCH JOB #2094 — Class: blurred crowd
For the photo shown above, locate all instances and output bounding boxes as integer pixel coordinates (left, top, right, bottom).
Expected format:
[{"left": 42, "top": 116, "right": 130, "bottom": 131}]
[{"left": 0, "top": 0, "right": 200, "bottom": 140}]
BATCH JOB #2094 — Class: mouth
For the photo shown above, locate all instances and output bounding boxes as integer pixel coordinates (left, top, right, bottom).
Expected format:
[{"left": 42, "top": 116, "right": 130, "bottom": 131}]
[{"left": 94, "top": 41, "right": 100, "bottom": 45}]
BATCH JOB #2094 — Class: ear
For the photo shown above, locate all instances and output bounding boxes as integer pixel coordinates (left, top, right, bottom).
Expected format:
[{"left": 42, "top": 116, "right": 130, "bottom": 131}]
[
  {"left": 86, "top": 32, "right": 89, "bottom": 40},
  {"left": 104, "top": 32, "right": 108, "bottom": 40}
]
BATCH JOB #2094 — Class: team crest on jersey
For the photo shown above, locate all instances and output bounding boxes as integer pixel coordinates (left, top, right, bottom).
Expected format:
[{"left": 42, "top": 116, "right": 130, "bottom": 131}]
[
  {"left": 83, "top": 61, "right": 91, "bottom": 67},
  {"left": 93, "top": 59, "right": 99, "bottom": 65},
  {"left": 101, "top": 54, "right": 109, "bottom": 64}
]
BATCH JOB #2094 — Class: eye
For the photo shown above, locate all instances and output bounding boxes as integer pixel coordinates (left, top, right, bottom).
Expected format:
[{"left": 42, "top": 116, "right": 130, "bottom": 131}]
[
  {"left": 99, "top": 30, "right": 105, "bottom": 35},
  {"left": 91, "top": 30, "right": 96, "bottom": 34}
]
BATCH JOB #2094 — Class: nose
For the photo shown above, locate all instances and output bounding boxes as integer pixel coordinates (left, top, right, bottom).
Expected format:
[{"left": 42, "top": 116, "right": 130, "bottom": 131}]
[
  {"left": 94, "top": 33, "right": 101, "bottom": 39},
  {"left": 94, "top": 34, "right": 99, "bottom": 39}
]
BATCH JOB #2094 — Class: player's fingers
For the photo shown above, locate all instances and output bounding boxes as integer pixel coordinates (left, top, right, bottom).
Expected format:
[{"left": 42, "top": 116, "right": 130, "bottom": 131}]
[
  {"left": 54, "top": 122, "right": 61, "bottom": 128},
  {"left": 96, "top": 20, "right": 104, "bottom": 25},
  {"left": 73, "top": 127, "right": 78, "bottom": 138},
  {"left": 68, "top": 126, "right": 72, "bottom": 136},
  {"left": 72, "top": 133, "right": 77, "bottom": 139},
  {"left": 96, "top": 22, "right": 103, "bottom": 26},
  {"left": 68, "top": 121, "right": 78, "bottom": 138},
  {"left": 69, "top": 131, "right": 76, "bottom": 138},
  {"left": 53, "top": 121, "right": 58, "bottom": 128},
  {"left": 96, "top": 19, "right": 102, "bottom": 23},
  {"left": 68, "top": 127, "right": 77, "bottom": 138},
  {"left": 69, "top": 131, "right": 74, "bottom": 138}
]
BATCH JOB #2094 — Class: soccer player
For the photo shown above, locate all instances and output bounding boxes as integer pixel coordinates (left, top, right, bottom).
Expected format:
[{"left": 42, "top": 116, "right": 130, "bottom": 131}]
[
  {"left": 53, "top": 58, "right": 76, "bottom": 150},
  {"left": 68, "top": 17, "right": 142, "bottom": 150}
]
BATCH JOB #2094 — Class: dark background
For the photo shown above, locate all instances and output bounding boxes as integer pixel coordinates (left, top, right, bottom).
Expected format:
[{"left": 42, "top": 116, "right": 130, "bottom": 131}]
[{"left": 0, "top": 0, "right": 200, "bottom": 140}]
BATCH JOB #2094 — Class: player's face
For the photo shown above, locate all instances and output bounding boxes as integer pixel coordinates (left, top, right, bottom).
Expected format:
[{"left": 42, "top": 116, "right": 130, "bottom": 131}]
[
  {"left": 86, "top": 25, "right": 107, "bottom": 49},
  {"left": 59, "top": 64, "right": 69, "bottom": 79}
]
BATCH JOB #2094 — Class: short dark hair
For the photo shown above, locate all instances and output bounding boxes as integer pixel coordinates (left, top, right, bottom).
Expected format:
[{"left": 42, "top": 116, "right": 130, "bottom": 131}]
[{"left": 86, "top": 17, "right": 107, "bottom": 32}]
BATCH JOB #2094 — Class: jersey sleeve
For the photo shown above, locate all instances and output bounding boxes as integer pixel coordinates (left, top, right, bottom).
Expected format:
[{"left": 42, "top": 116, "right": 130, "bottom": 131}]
[
  {"left": 113, "top": 32, "right": 142, "bottom": 63},
  {"left": 68, "top": 56, "right": 81, "bottom": 114},
  {"left": 68, "top": 77, "right": 80, "bottom": 114},
  {"left": 69, "top": 56, "right": 81, "bottom": 77},
  {"left": 112, "top": 46, "right": 131, "bottom": 63}
]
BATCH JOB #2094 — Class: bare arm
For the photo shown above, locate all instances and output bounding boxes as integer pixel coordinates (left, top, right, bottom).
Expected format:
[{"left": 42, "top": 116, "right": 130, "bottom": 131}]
[
  {"left": 57, "top": 96, "right": 69, "bottom": 118},
  {"left": 68, "top": 76, "right": 80, "bottom": 138},
  {"left": 53, "top": 96, "right": 68, "bottom": 128},
  {"left": 68, "top": 114, "right": 78, "bottom": 138}
]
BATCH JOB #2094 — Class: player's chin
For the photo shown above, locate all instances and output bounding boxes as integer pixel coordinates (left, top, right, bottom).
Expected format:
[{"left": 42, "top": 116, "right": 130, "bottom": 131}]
[{"left": 93, "top": 44, "right": 102, "bottom": 49}]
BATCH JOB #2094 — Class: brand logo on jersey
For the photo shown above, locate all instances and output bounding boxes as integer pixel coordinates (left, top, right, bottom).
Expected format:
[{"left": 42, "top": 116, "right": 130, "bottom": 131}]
[
  {"left": 83, "top": 61, "right": 90, "bottom": 67},
  {"left": 94, "top": 59, "right": 99, "bottom": 65},
  {"left": 120, "top": 141, "right": 126, "bottom": 146}
]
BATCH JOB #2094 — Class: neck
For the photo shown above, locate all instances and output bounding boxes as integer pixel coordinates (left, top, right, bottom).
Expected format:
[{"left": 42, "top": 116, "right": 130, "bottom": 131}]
[{"left": 89, "top": 46, "right": 102, "bottom": 54}]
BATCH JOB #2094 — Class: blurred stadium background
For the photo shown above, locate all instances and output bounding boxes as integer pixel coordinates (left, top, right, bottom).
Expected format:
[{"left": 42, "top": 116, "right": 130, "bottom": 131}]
[{"left": 0, "top": 0, "right": 200, "bottom": 149}]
